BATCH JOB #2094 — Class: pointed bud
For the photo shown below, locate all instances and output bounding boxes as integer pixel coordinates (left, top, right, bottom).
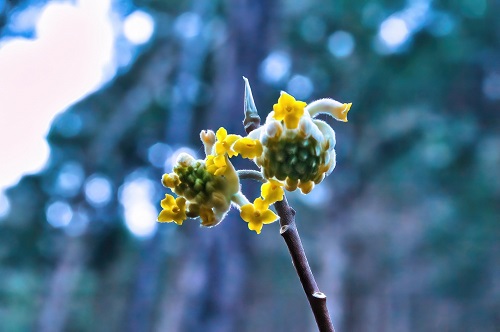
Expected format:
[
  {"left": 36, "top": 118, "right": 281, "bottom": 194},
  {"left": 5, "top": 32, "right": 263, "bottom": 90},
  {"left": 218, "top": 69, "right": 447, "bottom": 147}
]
[{"left": 242, "top": 76, "right": 261, "bottom": 133}]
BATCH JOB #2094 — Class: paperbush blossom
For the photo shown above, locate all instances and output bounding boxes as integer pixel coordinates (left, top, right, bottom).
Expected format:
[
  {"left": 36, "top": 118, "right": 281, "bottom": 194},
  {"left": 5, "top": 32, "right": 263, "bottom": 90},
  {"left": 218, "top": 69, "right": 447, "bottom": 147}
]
[
  {"left": 248, "top": 92, "right": 351, "bottom": 194},
  {"left": 158, "top": 81, "right": 351, "bottom": 234}
]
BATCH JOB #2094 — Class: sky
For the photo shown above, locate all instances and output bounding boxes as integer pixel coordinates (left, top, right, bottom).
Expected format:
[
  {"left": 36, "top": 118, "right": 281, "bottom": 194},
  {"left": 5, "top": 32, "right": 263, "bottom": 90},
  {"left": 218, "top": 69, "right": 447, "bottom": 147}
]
[
  {"left": 0, "top": 0, "right": 114, "bottom": 193},
  {"left": 0, "top": 0, "right": 155, "bottom": 233},
  {"left": 0, "top": 0, "right": 155, "bottom": 194}
]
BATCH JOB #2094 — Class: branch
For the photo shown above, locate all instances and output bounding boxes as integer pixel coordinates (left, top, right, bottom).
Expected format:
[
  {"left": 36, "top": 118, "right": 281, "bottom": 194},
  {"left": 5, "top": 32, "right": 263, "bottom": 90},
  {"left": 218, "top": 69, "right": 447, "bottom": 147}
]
[
  {"left": 242, "top": 82, "right": 335, "bottom": 332},
  {"left": 237, "top": 169, "right": 266, "bottom": 183},
  {"left": 274, "top": 198, "right": 334, "bottom": 332}
]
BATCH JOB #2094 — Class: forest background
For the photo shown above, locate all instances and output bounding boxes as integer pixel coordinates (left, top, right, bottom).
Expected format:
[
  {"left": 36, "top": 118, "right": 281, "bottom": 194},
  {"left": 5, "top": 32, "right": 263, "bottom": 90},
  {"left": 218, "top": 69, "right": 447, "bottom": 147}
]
[{"left": 0, "top": 0, "right": 498, "bottom": 331}]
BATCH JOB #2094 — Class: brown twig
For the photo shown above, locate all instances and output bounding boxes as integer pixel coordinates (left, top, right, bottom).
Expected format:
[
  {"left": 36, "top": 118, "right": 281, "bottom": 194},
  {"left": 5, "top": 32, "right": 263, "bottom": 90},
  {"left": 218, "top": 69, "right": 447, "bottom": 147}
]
[
  {"left": 274, "top": 198, "right": 335, "bottom": 332},
  {"left": 241, "top": 81, "right": 335, "bottom": 331}
]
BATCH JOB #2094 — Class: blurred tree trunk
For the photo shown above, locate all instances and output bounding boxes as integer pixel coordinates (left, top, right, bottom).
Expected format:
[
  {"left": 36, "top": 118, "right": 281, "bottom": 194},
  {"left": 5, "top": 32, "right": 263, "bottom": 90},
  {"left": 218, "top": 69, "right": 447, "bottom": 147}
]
[
  {"left": 155, "top": 0, "right": 277, "bottom": 331},
  {"left": 37, "top": 237, "right": 87, "bottom": 332}
]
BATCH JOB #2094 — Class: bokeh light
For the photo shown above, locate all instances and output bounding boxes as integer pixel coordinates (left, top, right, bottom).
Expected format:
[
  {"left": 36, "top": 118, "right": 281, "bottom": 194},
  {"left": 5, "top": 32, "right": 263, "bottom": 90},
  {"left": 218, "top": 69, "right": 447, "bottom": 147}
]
[
  {"left": 328, "top": 30, "right": 355, "bottom": 58},
  {"left": 119, "top": 175, "right": 158, "bottom": 239},
  {"left": 46, "top": 200, "right": 73, "bottom": 228},
  {"left": 84, "top": 175, "right": 113, "bottom": 207},
  {"left": 123, "top": 10, "right": 155, "bottom": 45},
  {"left": 260, "top": 51, "right": 291, "bottom": 84},
  {"left": 287, "top": 75, "right": 314, "bottom": 100}
]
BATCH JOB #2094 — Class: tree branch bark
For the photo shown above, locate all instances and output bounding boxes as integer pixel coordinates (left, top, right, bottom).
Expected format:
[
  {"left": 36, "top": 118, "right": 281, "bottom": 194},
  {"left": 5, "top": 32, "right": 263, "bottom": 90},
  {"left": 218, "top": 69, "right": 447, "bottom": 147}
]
[{"left": 275, "top": 198, "right": 335, "bottom": 332}]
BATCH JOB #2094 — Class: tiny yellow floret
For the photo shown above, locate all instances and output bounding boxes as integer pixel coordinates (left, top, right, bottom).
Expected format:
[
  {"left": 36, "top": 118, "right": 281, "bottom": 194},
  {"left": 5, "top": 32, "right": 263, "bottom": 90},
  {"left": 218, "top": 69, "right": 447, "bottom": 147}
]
[
  {"left": 158, "top": 194, "right": 187, "bottom": 225},
  {"left": 233, "top": 137, "right": 263, "bottom": 159},
  {"left": 240, "top": 198, "right": 278, "bottom": 234},
  {"left": 162, "top": 173, "right": 180, "bottom": 188},
  {"left": 261, "top": 179, "right": 284, "bottom": 204},
  {"left": 334, "top": 103, "right": 351, "bottom": 122},
  {"left": 206, "top": 154, "right": 227, "bottom": 176},
  {"left": 215, "top": 127, "right": 241, "bottom": 157},
  {"left": 273, "top": 92, "right": 307, "bottom": 129}
]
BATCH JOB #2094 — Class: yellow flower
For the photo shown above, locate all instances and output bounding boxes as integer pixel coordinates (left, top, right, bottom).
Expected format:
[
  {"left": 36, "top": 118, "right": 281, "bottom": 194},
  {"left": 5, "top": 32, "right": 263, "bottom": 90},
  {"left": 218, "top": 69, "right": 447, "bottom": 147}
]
[
  {"left": 161, "top": 173, "right": 180, "bottom": 188},
  {"left": 273, "top": 92, "right": 307, "bottom": 129},
  {"left": 240, "top": 198, "right": 278, "bottom": 234},
  {"left": 206, "top": 154, "right": 227, "bottom": 176},
  {"left": 215, "top": 127, "right": 241, "bottom": 157},
  {"left": 158, "top": 194, "right": 187, "bottom": 225},
  {"left": 233, "top": 137, "right": 263, "bottom": 159},
  {"left": 234, "top": 137, "right": 263, "bottom": 159},
  {"left": 261, "top": 179, "right": 284, "bottom": 204}
]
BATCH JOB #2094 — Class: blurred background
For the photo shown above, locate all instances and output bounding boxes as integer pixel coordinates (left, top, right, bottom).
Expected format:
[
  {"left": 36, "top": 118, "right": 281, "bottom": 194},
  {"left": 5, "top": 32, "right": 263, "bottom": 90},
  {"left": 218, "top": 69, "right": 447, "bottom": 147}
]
[{"left": 0, "top": 0, "right": 499, "bottom": 331}]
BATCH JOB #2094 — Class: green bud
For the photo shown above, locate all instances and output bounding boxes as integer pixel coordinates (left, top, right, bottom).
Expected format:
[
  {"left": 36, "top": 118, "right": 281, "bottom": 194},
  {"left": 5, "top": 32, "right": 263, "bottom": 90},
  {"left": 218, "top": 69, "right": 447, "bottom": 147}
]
[
  {"left": 184, "top": 188, "right": 196, "bottom": 200},
  {"left": 186, "top": 174, "right": 196, "bottom": 185},
  {"left": 194, "top": 179, "right": 204, "bottom": 192},
  {"left": 186, "top": 203, "right": 200, "bottom": 218},
  {"left": 285, "top": 144, "right": 298, "bottom": 155},
  {"left": 205, "top": 181, "right": 216, "bottom": 194},
  {"left": 295, "top": 163, "right": 306, "bottom": 175},
  {"left": 275, "top": 152, "right": 285, "bottom": 162},
  {"left": 195, "top": 191, "right": 208, "bottom": 203},
  {"left": 298, "top": 149, "right": 309, "bottom": 161}
]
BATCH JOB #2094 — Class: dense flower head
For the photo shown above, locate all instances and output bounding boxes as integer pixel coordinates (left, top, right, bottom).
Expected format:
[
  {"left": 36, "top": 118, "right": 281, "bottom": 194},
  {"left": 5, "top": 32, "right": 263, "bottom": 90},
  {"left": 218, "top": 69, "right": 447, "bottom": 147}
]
[
  {"left": 158, "top": 80, "right": 351, "bottom": 234},
  {"left": 241, "top": 92, "right": 352, "bottom": 194},
  {"left": 159, "top": 151, "right": 238, "bottom": 227}
]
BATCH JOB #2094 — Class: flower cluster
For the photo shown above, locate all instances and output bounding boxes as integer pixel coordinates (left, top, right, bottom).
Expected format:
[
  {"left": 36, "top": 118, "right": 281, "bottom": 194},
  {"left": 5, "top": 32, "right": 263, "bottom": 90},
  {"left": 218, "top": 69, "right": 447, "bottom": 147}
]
[
  {"left": 158, "top": 80, "right": 351, "bottom": 234},
  {"left": 248, "top": 92, "right": 351, "bottom": 194},
  {"left": 159, "top": 152, "right": 238, "bottom": 227}
]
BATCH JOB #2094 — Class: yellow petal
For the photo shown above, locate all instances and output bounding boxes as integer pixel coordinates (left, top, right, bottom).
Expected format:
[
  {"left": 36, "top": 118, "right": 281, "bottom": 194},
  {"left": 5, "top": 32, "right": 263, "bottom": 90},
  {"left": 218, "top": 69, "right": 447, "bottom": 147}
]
[
  {"left": 253, "top": 197, "right": 269, "bottom": 211},
  {"left": 215, "top": 141, "right": 226, "bottom": 155},
  {"left": 176, "top": 197, "right": 186, "bottom": 210},
  {"left": 273, "top": 92, "right": 307, "bottom": 128},
  {"left": 206, "top": 154, "right": 227, "bottom": 175},
  {"left": 233, "top": 137, "right": 263, "bottom": 159},
  {"left": 214, "top": 154, "right": 226, "bottom": 167},
  {"left": 273, "top": 103, "right": 285, "bottom": 121},
  {"left": 158, "top": 210, "right": 175, "bottom": 223},
  {"left": 206, "top": 164, "right": 218, "bottom": 174},
  {"left": 284, "top": 114, "right": 301, "bottom": 129},
  {"left": 248, "top": 221, "right": 263, "bottom": 234},
  {"left": 260, "top": 209, "right": 278, "bottom": 224},
  {"left": 160, "top": 194, "right": 176, "bottom": 210},
  {"left": 162, "top": 173, "right": 180, "bottom": 188},
  {"left": 224, "top": 134, "right": 241, "bottom": 157},
  {"left": 334, "top": 103, "right": 351, "bottom": 122},
  {"left": 261, "top": 180, "right": 284, "bottom": 204},
  {"left": 225, "top": 134, "right": 241, "bottom": 145},
  {"left": 240, "top": 204, "right": 255, "bottom": 223},
  {"left": 216, "top": 127, "right": 227, "bottom": 142},
  {"left": 172, "top": 215, "right": 185, "bottom": 225},
  {"left": 214, "top": 166, "right": 227, "bottom": 176},
  {"left": 279, "top": 91, "right": 296, "bottom": 107}
]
